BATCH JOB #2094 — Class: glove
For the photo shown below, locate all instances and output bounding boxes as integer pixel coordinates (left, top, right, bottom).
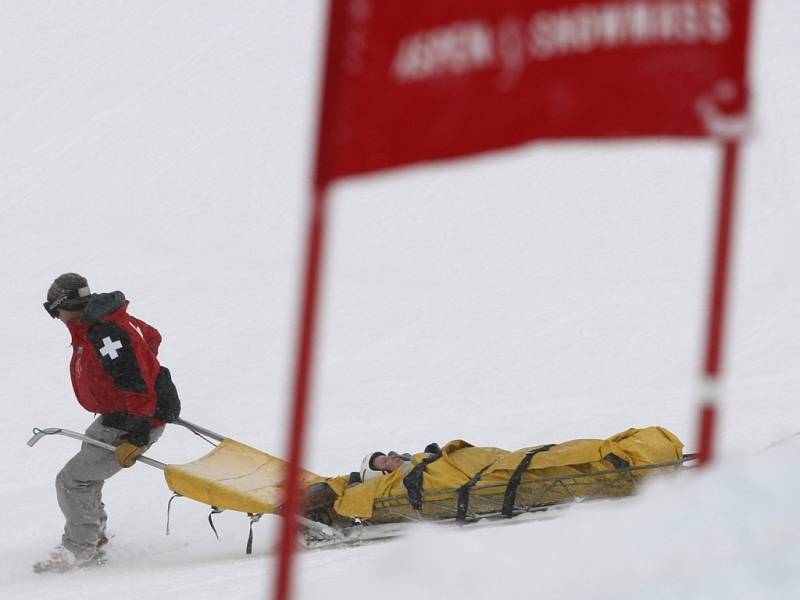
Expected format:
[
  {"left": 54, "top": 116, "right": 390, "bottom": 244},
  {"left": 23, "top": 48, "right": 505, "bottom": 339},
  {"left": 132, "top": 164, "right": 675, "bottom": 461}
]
[{"left": 115, "top": 441, "right": 144, "bottom": 468}]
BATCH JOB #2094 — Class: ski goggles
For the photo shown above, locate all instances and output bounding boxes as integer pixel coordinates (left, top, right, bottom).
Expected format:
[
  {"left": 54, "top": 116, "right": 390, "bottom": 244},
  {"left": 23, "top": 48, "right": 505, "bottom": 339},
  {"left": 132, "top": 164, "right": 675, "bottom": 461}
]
[{"left": 43, "top": 286, "right": 91, "bottom": 318}]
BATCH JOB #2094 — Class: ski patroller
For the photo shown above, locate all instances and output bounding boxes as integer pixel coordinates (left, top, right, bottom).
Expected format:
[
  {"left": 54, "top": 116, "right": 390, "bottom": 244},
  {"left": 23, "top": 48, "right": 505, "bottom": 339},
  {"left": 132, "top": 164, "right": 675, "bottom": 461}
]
[{"left": 29, "top": 420, "right": 696, "bottom": 551}]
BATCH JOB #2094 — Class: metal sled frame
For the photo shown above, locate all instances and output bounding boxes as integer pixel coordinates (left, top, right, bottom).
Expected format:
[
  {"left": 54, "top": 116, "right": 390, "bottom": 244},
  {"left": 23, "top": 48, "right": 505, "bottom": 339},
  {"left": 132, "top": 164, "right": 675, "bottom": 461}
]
[
  {"left": 27, "top": 417, "right": 223, "bottom": 469},
  {"left": 369, "top": 455, "right": 696, "bottom": 522},
  {"left": 295, "top": 505, "right": 567, "bottom": 549}
]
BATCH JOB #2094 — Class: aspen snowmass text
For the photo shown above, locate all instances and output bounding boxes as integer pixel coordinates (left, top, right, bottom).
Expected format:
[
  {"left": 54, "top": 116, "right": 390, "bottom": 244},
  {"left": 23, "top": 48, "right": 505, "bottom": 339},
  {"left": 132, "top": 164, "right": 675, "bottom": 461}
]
[{"left": 393, "top": 0, "right": 731, "bottom": 81}]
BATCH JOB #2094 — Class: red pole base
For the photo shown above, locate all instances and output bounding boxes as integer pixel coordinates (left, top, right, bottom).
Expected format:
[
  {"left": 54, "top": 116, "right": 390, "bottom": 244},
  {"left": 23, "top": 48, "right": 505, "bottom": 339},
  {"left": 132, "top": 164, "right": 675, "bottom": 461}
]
[{"left": 697, "top": 403, "right": 716, "bottom": 466}]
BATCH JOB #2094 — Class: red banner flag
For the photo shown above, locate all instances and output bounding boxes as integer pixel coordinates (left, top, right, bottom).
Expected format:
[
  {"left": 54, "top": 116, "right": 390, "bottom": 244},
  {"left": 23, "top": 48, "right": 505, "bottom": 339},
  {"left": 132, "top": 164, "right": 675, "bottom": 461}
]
[{"left": 315, "top": 0, "right": 752, "bottom": 188}]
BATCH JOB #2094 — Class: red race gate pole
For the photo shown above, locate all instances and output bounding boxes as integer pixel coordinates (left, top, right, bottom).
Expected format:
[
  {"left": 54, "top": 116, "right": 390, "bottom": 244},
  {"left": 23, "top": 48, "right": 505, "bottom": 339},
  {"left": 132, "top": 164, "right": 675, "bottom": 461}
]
[
  {"left": 697, "top": 140, "right": 741, "bottom": 465},
  {"left": 274, "top": 186, "right": 329, "bottom": 600}
]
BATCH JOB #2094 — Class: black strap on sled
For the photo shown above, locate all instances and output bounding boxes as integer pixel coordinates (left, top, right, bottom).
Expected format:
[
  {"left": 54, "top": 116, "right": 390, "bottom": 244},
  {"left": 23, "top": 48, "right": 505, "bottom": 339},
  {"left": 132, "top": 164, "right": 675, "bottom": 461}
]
[
  {"left": 208, "top": 506, "right": 223, "bottom": 540},
  {"left": 501, "top": 444, "right": 554, "bottom": 518},
  {"left": 166, "top": 497, "right": 260, "bottom": 555},
  {"left": 246, "top": 513, "right": 262, "bottom": 555},
  {"left": 603, "top": 452, "right": 630, "bottom": 470},
  {"left": 456, "top": 464, "right": 492, "bottom": 522},
  {"left": 165, "top": 493, "right": 183, "bottom": 535},
  {"left": 403, "top": 449, "right": 443, "bottom": 510}
]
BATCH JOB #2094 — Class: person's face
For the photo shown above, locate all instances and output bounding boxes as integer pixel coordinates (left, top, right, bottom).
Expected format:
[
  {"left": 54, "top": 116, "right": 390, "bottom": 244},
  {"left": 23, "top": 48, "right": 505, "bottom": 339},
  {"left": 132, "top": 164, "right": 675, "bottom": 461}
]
[
  {"left": 373, "top": 453, "right": 405, "bottom": 473},
  {"left": 57, "top": 309, "right": 83, "bottom": 324}
]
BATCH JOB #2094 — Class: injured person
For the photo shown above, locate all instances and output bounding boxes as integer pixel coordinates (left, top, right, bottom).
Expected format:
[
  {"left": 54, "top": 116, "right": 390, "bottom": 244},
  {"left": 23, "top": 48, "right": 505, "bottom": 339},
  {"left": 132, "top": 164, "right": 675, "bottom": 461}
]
[
  {"left": 304, "top": 442, "right": 442, "bottom": 526},
  {"left": 359, "top": 443, "right": 441, "bottom": 482}
]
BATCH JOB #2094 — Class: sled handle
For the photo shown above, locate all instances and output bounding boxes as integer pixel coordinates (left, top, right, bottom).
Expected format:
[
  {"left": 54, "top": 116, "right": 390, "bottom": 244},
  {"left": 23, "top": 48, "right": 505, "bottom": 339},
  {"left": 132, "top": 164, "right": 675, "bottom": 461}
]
[
  {"left": 173, "top": 417, "right": 225, "bottom": 442},
  {"left": 27, "top": 427, "right": 166, "bottom": 470}
]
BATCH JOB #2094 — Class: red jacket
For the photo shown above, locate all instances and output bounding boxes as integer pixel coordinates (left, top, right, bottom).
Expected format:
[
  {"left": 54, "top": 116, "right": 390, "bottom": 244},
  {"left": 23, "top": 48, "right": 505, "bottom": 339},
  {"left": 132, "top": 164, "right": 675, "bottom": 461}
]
[{"left": 67, "top": 292, "right": 165, "bottom": 429}]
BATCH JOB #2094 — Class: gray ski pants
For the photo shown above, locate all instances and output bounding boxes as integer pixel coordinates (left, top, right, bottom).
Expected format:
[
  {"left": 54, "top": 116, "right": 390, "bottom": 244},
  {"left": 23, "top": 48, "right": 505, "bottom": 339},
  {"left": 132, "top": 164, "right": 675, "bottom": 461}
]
[{"left": 56, "top": 416, "right": 163, "bottom": 556}]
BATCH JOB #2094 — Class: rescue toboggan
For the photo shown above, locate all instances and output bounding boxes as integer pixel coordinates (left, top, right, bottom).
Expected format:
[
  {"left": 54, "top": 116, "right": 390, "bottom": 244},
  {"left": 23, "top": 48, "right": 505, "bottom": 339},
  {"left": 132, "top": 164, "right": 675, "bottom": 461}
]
[{"left": 28, "top": 418, "right": 696, "bottom": 550}]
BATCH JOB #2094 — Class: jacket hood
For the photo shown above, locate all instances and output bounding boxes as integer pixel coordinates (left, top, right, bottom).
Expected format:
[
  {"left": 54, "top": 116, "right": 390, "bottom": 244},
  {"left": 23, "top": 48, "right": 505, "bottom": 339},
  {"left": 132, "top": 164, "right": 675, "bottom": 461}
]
[{"left": 81, "top": 291, "right": 127, "bottom": 323}]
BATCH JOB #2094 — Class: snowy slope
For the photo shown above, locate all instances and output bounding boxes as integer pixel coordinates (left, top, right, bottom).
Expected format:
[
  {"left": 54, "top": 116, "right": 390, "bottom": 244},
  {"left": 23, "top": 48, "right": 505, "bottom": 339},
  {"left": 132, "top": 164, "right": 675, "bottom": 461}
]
[{"left": 2, "top": 1, "right": 799, "bottom": 598}]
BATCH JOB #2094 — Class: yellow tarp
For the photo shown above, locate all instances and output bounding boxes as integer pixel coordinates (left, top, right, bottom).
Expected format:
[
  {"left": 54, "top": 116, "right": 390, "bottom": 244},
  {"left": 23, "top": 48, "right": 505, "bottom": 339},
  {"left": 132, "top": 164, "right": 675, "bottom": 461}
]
[{"left": 163, "top": 438, "right": 325, "bottom": 514}]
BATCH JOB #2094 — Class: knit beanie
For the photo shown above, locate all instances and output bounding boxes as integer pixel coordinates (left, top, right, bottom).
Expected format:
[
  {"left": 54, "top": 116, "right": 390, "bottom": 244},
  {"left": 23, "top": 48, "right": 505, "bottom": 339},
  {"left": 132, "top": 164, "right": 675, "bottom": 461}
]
[{"left": 46, "top": 273, "right": 91, "bottom": 312}]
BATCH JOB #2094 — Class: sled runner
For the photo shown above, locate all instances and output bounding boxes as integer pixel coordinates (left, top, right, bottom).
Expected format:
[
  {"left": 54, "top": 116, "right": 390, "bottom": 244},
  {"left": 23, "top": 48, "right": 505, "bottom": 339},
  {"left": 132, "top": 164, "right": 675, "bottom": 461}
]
[{"left": 28, "top": 420, "right": 696, "bottom": 551}]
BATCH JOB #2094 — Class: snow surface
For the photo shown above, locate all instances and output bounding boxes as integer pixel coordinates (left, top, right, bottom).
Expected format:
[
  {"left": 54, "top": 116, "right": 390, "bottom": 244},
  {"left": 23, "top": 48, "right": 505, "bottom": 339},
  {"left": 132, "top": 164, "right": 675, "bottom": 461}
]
[{"left": 2, "top": 1, "right": 799, "bottom": 598}]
